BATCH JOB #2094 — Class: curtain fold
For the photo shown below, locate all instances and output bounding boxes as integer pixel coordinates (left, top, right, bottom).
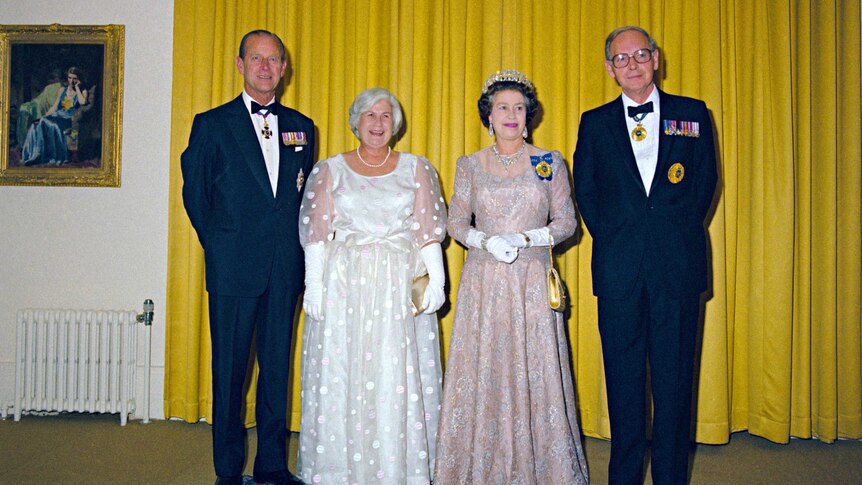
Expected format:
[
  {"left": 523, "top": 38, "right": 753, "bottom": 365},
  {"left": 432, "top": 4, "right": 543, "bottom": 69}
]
[{"left": 165, "top": 0, "right": 862, "bottom": 444}]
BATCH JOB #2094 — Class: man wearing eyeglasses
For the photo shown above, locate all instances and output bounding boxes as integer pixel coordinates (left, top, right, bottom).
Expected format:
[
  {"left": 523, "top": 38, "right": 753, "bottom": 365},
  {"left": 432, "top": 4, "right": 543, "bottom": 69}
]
[{"left": 573, "top": 26, "right": 718, "bottom": 485}]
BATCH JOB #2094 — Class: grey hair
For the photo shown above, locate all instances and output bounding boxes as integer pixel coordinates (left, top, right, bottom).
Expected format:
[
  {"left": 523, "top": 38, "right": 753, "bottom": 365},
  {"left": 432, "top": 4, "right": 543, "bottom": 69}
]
[
  {"left": 348, "top": 88, "right": 404, "bottom": 139},
  {"left": 605, "top": 26, "right": 658, "bottom": 60}
]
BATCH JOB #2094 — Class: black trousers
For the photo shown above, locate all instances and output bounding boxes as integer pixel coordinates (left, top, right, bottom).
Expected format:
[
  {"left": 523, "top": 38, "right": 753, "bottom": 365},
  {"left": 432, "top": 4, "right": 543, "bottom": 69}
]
[
  {"left": 208, "top": 260, "right": 299, "bottom": 479},
  {"left": 598, "top": 279, "right": 700, "bottom": 485}
]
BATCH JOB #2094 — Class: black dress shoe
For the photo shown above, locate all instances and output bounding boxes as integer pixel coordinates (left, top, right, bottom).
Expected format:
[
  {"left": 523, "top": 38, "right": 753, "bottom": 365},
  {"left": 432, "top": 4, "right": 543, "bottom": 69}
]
[
  {"left": 214, "top": 476, "right": 243, "bottom": 485},
  {"left": 254, "top": 469, "right": 304, "bottom": 485},
  {"left": 283, "top": 471, "right": 304, "bottom": 484}
]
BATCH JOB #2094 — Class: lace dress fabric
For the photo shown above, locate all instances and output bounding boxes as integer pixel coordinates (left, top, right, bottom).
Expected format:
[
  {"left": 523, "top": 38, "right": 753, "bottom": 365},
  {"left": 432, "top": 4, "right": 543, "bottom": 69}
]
[
  {"left": 435, "top": 148, "right": 589, "bottom": 484},
  {"left": 297, "top": 153, "right": 447, "bottom": 484}
]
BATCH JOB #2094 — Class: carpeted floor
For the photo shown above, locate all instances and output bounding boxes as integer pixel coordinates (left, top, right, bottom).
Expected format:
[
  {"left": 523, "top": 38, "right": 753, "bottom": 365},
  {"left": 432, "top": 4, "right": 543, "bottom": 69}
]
[{"left": 1, "top": 413, "right": 861, "bottom": 484}]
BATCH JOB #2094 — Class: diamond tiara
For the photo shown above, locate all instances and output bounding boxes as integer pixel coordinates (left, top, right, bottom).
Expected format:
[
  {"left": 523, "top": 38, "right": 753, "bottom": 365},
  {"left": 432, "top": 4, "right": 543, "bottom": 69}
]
[{"left": 482, "top": 69, "right": 533, "bottom": 93}]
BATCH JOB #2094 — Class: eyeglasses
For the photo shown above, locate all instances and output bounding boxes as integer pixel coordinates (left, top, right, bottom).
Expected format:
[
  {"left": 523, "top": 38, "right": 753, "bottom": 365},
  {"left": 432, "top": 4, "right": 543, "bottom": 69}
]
[{"left": 610, "top": 48, "right": 654, "bottom": 68}]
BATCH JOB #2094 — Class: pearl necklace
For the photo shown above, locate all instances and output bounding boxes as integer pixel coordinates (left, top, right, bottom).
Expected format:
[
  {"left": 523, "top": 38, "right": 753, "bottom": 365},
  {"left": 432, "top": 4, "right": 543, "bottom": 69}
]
[
  {"left": 492, "top": 142, "right": 526, "bottom": 167},
  {"left": 356, "top": 146, "right": 392, "bottom": 168}
]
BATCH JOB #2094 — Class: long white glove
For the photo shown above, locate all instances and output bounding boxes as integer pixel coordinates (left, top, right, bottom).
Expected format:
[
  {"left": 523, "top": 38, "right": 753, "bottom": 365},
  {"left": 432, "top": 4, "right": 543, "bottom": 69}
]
[
  {"left": 419, "top": 243, "right": 446, "bottom": 314},
  {"left": 497, "top": 233, "right": 529, "bottom": 248},
  {"left": 485, "top": 235, "right": 519, "bottom": 263},
  {"left": 302, "top": 242, "right": 325, "bottom": 321},
  {"left": 523, "top": 227, "right": 552, "bottom": 247},
  {"left": 465, "top": 229, "right": 487, "bottom": 249}
]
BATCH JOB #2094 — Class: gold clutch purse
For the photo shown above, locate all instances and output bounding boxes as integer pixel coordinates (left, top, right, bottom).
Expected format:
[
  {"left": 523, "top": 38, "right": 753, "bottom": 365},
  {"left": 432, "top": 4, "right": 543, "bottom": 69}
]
[
  {"left": 410, "top": 273, "right": 430, "bottom": 316},
  {"left": 547, "top": 236, "right": 566, "bottom": 312}
]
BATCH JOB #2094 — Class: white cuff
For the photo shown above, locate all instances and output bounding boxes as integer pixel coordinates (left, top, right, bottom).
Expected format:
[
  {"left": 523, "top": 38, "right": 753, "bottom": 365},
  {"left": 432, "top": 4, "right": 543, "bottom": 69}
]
[{"left": 523, "top": 227, "right": 551, "bottom": 247}]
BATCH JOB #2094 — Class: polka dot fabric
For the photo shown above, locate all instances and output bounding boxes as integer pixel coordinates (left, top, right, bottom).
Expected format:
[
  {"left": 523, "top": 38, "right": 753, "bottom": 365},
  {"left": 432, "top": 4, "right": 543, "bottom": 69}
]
[{"left": 297, "top": 153, "right": 446, "bottom": 484}]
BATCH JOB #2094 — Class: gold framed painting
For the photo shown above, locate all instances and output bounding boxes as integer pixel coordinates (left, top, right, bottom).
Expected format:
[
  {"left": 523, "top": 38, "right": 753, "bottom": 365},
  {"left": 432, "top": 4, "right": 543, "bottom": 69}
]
[{"left": 0, "top": 24, "right": 124, "bottom": 187}]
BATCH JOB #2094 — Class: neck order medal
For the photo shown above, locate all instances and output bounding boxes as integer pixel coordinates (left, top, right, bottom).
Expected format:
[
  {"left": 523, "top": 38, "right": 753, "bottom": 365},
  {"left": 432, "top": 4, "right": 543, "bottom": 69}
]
[
  {"left": 628, "top": 103, "right": 652, "bottom": 142},
  {"left": 259, "top": 112, "right": 272, "bottom": 139}
]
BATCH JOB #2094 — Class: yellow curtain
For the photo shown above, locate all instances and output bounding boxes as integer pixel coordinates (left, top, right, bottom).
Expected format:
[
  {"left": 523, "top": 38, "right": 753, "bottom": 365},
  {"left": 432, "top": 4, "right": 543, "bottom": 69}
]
[{"left": 165, "top": 0, "right": 862, "bottom": 444}]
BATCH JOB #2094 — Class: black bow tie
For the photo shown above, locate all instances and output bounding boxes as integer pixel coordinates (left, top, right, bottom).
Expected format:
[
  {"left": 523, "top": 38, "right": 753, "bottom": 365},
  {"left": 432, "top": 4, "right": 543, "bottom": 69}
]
[
  {"left": 627, "top": 101, "right": 654, "bottom": 118},
  {"left": 250, "top": 101, "right": 276, "bottom": 115}
]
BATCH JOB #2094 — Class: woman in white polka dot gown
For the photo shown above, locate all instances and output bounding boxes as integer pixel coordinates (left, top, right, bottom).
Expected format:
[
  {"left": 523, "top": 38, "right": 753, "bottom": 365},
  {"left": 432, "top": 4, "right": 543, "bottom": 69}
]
[{"left": 297, "top": 88, "right": 448, "bottom": 484}]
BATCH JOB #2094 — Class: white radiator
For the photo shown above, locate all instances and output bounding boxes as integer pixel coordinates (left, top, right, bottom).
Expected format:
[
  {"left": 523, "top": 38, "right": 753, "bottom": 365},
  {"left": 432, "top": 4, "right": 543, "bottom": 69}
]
[{"left": 14, "top": 309, "right": 138, "bottom": 425}]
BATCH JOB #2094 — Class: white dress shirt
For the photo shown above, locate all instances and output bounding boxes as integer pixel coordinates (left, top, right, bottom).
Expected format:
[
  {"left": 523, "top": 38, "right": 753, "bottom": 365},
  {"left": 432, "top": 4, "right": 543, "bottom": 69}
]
[
  {"left": 242, "top": 91, "right": 280, "bottom": 196},
  {"left": 622, "top": 88, "right": 660, "bottom": 195}
]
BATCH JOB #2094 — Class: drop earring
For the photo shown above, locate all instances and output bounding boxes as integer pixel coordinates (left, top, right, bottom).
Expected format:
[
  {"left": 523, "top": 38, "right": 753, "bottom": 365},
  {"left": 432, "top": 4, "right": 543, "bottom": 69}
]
[
  {"left": 488, "top": 124, "right": 495, "bottom": 137},
  {"left": 522, "top": 126, "right": 528, "bottom": 139}
]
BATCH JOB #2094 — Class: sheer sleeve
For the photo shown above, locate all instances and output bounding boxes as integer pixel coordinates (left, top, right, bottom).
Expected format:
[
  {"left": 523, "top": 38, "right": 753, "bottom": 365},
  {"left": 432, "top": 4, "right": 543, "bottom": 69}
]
[
  {"left": 412, "top": 156, "right": 447, "bottom": 247},
  {"left": 446, "top": 155, "right": 474, "bottom": 245},
  {"left": 546, "top": 150, "right": 578, "bottom": 244},
  {"left": 298, "top": 159, "right": 335, "bottom": 247}
]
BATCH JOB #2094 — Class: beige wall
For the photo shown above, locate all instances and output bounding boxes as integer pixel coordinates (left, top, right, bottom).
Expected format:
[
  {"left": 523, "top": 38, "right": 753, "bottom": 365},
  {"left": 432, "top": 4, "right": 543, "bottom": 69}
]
[{"left": 0, "top": 0, "right": 174, "bottom": 420}]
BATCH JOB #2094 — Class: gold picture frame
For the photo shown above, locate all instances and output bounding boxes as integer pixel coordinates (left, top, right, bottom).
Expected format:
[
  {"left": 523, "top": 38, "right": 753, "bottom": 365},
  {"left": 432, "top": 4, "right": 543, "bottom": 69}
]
[{"left": 0, "top": 24, "right": 124, "bottom": 187}]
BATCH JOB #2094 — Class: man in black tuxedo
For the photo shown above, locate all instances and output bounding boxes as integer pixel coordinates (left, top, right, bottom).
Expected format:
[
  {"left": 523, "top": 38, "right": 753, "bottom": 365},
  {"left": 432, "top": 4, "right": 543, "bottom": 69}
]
[
  {"left": 573, "top": 26, "right": 718, "bottom": 485},
  {"left": 181, "top": 29, "right": 314, "bottom": 485}
]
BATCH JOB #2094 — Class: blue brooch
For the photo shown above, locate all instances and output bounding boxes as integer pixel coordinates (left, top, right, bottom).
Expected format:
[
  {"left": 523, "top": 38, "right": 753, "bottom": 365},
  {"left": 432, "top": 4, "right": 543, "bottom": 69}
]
[{"left": 530, "top": 152, "right": 553, "bottom": 181}]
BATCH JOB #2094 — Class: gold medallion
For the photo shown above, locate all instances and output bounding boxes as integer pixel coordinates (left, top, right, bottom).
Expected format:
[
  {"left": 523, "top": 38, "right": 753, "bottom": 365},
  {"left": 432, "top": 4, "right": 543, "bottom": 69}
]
[
  {"left": 631, "top": 123, "right": 647, "bottom": 141},
  {"left": 668, "top": 163, "right": 685, "bottom": 184},
  {"left": 296, "top": 168, "right": 305, "bottom": 192}
]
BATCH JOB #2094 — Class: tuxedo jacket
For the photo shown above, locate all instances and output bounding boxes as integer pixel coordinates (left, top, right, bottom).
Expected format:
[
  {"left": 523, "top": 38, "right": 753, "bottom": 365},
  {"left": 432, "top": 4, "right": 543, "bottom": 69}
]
[
  {"left": 181, "top": 95, "right": 316, "bottom": 297},
  {"left": 573, "top": 89, "right": 717, "bottom": 300}
]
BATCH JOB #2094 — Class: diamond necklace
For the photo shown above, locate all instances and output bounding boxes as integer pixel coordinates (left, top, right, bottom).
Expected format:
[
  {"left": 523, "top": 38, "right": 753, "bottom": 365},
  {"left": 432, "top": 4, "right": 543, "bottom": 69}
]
[
  {"left": 492, "top": 142, "right": 526, "bottom": 167},
  {"left": 356, "top": 146, "right": 392, "bottom": 168}
]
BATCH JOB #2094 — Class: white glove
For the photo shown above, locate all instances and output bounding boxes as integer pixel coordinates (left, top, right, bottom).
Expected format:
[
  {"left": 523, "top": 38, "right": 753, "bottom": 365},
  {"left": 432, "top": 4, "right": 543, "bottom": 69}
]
[
  {"left": 465, "top": 229, "right": 487, "bottom": 249},
  {"left": 419, "top": 243, "right": 446, "bottom": 314},
  {"left": 523, "top": 227, "right": 552, "bottom": 247},
  {"left": 485, "top": 235, "right": 519, "bottom": 263},
  {"left": 302, "top": 242, "right": 325, "bottom": 321},
  {"left": 497, "top": 233, "right": 529, "bottom": 248}
]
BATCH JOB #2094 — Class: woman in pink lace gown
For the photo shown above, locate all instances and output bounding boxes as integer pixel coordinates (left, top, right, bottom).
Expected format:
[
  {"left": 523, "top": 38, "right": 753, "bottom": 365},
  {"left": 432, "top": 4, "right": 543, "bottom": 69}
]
[{"left": 435, "top": 70, "right": 589, "bottom": 484}]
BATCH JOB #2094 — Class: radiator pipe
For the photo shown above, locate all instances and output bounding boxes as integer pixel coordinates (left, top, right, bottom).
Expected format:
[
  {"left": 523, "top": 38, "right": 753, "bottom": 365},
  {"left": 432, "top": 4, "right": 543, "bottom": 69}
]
[{"left": 137, "top": 299, "right": 154, "bottom": 424}]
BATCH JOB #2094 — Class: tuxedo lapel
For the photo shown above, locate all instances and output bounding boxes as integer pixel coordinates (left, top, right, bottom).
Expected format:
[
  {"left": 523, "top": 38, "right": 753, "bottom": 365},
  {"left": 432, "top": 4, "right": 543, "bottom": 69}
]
[
  {"left": 653, "top": 90, "right": 678, "bottom": 195},
  {"left": 225, "top": 97, "right": 274, "bottom": 199},
  {"left": 607, "top": 98, "right": 647, "bottom": 196},
  {"left": 275, "top": 106, "right": 309, "bottom": 198}
]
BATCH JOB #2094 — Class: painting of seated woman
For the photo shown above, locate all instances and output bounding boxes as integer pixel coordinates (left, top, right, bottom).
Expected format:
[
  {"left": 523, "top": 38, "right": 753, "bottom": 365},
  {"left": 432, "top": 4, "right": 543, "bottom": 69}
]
[
  {"left": 1, "top": 25, "right": 123, "bottom": 187},
  {"left": 20, "top": 66, "right": 95, "bottom": 166}
]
